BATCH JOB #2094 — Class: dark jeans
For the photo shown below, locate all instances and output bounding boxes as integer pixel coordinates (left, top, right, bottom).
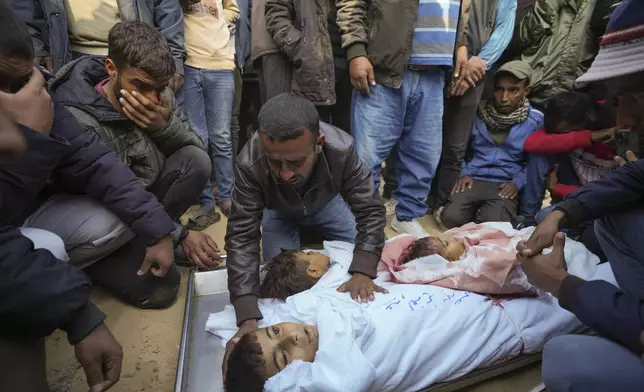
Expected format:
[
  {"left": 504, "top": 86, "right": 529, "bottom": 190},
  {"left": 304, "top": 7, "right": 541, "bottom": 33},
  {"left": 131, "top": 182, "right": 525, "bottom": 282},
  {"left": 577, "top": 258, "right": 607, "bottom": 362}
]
[
  {"left": 441, "top": 180, "right": 517, "bottom": 229},
  {"left": 317, "top": 66, "right": 352, "bottom": 133},
  {"left": 87, "top": 145, "right": 210, "bottom": 309},
  {"left": 434, "top": 82, "right": 486, "bottom": 207},
  {"left": 257, "top": 53, "right": 292, "bottom": 104}
]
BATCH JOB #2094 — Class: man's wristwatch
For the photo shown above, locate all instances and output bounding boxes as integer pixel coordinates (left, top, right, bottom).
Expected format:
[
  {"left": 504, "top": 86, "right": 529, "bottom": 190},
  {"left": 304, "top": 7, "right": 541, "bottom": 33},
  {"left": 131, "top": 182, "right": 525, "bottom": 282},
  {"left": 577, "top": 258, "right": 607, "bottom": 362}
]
[{"left": 171, "top": 226, "right": 190, "bottom": 247}]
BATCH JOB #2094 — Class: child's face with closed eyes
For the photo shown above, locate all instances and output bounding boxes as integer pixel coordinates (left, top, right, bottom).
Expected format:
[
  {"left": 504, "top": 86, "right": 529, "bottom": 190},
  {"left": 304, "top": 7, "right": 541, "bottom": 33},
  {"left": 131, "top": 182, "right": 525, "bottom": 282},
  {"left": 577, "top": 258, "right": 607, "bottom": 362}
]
[{"left": 251, "top": 322, "right": 319, "bottom": 378}]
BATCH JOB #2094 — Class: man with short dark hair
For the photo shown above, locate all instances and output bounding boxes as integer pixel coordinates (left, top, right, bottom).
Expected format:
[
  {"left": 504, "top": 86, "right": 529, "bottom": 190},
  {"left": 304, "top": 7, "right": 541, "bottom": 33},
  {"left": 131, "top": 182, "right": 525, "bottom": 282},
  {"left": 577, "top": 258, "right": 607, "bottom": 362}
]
[
  {"left": 12, "top": 0, "right": 186, "bottom": 93},
  {"left": 44, "top": 21, "right": 221, "bottom": 303},
  {"left": 223, "top": 93, "right": 387, "bottom": 367},
  {"left": 439, "top": 60, "right": 543, "bottom": 228}
]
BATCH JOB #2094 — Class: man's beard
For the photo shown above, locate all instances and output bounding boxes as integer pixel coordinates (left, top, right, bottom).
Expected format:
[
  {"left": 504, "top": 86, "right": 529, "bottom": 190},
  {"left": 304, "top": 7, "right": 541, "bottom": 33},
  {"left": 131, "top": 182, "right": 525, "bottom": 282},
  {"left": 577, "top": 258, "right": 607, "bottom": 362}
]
[{"left": 112, "top": 75, "right": 123, "bottom": 102}]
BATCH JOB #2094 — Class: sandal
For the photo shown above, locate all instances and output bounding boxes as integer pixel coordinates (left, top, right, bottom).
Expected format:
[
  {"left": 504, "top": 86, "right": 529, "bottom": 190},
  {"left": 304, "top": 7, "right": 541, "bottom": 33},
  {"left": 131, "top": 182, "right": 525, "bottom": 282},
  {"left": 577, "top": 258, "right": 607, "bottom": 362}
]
[
  {"left": 218, "top": 201, "right": 232, "bottom": 218},
  {"left": 186, "top": 206, "right": 221, "bottom": 231}
]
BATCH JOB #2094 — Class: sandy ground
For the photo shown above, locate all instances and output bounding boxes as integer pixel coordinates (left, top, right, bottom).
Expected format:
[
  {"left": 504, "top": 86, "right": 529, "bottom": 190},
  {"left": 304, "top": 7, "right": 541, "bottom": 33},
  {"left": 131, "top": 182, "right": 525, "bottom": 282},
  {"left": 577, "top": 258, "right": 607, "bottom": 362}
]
[{"left": 45, "top": 212, "right": 543, "bottom": 392}]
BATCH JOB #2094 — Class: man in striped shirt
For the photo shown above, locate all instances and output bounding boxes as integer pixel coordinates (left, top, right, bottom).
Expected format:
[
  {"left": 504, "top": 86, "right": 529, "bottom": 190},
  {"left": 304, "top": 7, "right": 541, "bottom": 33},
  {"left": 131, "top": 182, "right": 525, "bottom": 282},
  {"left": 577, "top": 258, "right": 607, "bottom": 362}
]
[{"left": 337, "top": 0, "right": 460, "bottom": 237}]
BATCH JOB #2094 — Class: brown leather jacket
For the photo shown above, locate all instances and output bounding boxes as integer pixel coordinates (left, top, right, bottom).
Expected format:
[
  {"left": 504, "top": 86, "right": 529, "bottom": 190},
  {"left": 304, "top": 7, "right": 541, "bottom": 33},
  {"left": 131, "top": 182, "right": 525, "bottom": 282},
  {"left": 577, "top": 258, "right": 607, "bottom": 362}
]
[{"left": 225, "top": 123, "right": 386, "bottom": 325}]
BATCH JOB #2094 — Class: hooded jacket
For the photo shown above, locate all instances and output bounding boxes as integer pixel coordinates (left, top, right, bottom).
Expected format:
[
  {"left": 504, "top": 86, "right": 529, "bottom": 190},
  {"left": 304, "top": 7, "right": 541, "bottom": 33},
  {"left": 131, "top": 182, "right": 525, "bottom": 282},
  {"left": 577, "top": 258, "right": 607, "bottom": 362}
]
[{"left": 51, "top": 57, "right": 203, "bottom": 187}]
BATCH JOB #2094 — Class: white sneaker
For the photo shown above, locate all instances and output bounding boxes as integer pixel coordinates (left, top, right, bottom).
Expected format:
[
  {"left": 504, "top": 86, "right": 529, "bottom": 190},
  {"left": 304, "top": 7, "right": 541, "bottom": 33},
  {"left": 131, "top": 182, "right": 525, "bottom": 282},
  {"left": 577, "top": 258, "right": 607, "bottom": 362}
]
[
  {"left": 384, "top": 198, "right": 398, "bottom": 216},
  {"left": 391, "top": 217, "right": 429, "bottom": 237}
]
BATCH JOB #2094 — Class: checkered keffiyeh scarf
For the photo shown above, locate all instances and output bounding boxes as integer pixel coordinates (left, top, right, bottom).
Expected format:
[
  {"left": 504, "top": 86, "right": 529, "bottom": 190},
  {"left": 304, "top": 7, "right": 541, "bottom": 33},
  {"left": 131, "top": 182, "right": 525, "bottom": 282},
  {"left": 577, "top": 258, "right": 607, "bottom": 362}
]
[{"left": 477, "top": 98, "right": 531, "bottom": 133}]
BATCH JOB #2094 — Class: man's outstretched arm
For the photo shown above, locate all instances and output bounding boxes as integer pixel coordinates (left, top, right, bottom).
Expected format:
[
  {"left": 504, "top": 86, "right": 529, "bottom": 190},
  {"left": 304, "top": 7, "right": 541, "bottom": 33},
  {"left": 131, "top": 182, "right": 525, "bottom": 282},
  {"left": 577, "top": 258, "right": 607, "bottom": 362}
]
[{"left": 225, "top": 161, "right": 265, "bottom": 326}]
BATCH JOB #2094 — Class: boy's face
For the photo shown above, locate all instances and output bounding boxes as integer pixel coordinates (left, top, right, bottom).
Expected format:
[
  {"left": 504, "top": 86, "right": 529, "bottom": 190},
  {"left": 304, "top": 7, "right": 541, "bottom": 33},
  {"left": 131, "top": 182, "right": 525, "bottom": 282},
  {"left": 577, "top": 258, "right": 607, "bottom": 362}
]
[
  {"left": 295, "top": 251, "right": 330, "bottom": 280},
  {"left": 494, "top": 74, "right": 530, "bottom": 115},
  {"left": 252, "top": 323, "right": 319, "bottom": 378}
]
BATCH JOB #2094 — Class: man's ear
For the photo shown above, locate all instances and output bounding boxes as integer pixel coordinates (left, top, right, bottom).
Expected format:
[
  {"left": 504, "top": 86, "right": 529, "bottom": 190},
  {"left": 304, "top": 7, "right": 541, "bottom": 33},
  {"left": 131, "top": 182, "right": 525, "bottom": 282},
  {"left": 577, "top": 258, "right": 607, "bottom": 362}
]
[
  {"left": 524, "top": 85, "right": 532, "bottom": 97},
  {"left": 315, "top": 133, "right": 325, "bottom": 154},
  {"left": 105, "top": 58, "right": 118, "bottom": 80}
]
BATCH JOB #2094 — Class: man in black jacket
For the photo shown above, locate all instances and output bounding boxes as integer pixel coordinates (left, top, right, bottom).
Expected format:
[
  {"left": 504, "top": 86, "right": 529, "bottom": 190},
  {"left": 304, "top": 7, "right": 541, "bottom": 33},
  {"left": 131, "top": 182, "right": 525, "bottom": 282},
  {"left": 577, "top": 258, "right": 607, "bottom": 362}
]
[
  {"left": 0, "top": 14, "right": 122, "bottom": 389},
  {"left": 516, "top": 1, "right": 644, "bottom": 389}
]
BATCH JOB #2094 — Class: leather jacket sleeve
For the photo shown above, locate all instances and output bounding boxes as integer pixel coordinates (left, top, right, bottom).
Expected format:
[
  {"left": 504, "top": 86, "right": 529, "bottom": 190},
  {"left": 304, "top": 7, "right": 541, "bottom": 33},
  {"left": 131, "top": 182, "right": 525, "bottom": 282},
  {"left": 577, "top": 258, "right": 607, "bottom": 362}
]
[
  {"left": 340, "top": 141, "right": 386, "bottom": 278},
  {"left": 224, "top": 160, "right": 266, "bottom": 326}
]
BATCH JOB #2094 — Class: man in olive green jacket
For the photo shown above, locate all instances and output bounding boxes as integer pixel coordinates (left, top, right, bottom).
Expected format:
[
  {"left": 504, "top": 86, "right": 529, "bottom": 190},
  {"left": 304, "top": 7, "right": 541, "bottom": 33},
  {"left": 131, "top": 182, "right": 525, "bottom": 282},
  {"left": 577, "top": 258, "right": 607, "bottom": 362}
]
[{"left": 514, "top": 0, "right": 598, "bottom": 110}]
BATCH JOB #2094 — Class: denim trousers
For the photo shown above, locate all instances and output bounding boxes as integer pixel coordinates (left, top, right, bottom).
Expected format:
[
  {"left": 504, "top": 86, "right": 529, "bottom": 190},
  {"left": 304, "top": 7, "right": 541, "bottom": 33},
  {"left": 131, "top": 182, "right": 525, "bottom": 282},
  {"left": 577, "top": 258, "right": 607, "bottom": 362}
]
[
  {"left": 351, "top": 69, "right": 444, "bottom": 221},
  {"left": 183, "top": 65, "right": 235, "bottom": 205},
  {"left": 261, "top": 195, "right": 357, "bottom": 260},
  {"left": 522, "top": 152, "right": 581, "bottom": 217}
]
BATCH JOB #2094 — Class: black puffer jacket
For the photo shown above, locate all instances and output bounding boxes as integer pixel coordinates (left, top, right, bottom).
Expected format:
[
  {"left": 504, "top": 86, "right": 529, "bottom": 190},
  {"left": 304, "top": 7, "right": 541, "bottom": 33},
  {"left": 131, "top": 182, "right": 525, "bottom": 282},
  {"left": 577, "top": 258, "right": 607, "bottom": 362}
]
[{"left": 51, "top": 57, "right": 203, "bottom": 187}]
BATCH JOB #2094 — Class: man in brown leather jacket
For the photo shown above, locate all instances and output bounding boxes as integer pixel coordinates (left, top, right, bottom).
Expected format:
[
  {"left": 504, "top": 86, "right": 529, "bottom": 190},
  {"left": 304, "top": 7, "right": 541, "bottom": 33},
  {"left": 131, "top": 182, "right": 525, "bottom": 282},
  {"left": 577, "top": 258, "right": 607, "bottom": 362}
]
[{"left": 222, "top": 93, "right": 387, "bottom": 366}]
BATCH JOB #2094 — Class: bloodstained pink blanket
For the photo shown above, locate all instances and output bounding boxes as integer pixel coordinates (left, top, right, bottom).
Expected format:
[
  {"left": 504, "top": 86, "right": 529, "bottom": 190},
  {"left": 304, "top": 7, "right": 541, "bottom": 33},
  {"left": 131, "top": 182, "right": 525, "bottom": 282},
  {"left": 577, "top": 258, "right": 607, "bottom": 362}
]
[{"left": 378, "top": 223, "right": 530, "bottom": 294}]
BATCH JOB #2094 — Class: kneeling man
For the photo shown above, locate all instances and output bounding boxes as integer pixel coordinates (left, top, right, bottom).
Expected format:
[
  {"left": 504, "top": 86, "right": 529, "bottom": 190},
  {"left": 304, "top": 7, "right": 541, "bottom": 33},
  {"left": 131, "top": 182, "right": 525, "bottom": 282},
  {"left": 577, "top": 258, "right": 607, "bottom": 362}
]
[
  {"left": 224, "top": 93, "right": 386, "bottom": 347},
  {"left": 439, "top": 61, "right": 543, "bottom": 229}
]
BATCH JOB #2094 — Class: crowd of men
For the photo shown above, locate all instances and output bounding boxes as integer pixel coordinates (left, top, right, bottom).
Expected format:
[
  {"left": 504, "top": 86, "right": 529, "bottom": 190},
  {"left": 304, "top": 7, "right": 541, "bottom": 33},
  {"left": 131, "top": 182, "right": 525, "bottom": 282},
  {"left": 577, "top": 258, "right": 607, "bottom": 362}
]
[{"left": 0, "top": 0, "right": 643, "bottom": 391}]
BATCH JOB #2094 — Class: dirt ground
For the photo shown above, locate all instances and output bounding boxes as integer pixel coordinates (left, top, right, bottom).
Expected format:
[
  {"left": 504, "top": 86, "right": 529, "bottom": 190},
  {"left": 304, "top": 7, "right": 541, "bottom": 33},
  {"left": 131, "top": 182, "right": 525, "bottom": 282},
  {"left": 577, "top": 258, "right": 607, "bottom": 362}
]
[{"left": 45, "top": 213, "right": 543, "bottom": 392}]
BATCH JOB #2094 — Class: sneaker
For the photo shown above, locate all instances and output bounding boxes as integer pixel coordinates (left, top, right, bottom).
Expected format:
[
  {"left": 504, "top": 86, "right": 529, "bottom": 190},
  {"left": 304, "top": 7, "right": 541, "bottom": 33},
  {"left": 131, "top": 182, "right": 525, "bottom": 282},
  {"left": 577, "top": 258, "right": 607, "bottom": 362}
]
[
  {"left": 391, "top": 217, "right": 429, "bottom": 237},
  {"left": 433, "top": 206, "right": 447, "bottom": 231},
  {"left": 384, "top": 198, "right": 398, "bottom": 216}
]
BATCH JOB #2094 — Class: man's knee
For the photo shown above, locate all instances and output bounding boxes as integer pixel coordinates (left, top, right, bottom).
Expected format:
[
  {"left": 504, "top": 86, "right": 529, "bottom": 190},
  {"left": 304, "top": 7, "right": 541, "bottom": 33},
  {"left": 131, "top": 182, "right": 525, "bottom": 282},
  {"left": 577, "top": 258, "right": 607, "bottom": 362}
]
[
  {"left": 441, "top": 204, "right": 470, "bottom": 229},
  {"left": 133, "top": 265, "right": 181, "bottom": 309},
  {"left": 178, "top": 145, "right": 211, "bottom": 186},
  {"left": 66, "top": 206, "right": 133, "bottom": 267},
  {"left": 19, "top": 228, "right": 68, "bottom": 262}
]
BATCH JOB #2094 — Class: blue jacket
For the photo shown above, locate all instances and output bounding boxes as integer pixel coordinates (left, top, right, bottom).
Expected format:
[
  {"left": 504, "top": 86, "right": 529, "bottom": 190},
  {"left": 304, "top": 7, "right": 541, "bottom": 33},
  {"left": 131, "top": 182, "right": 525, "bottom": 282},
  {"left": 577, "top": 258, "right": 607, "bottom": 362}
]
[
  {"left": 461, "top": 107, "right": 543, "bottom": 190},
  {"left": 554, "top": 159, "right": 644, "bottom": 355},
  {"left": 12, "top": 0, "right": 185, "bottom": 74}
]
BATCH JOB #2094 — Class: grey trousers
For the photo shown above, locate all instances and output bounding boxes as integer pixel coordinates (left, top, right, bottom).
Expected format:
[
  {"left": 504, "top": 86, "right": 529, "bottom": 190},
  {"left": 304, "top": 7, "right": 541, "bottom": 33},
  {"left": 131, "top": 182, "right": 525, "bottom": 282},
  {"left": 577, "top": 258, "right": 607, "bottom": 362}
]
[{"left": 441, "top": 179, "right": 517, "bottom": 229}]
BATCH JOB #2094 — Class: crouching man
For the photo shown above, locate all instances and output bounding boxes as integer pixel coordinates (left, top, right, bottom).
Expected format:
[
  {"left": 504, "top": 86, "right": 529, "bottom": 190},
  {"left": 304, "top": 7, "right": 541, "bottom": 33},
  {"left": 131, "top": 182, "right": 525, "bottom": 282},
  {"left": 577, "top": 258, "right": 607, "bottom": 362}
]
[{"left": 45, "top": 21, "right": 222, "bottom": 304}]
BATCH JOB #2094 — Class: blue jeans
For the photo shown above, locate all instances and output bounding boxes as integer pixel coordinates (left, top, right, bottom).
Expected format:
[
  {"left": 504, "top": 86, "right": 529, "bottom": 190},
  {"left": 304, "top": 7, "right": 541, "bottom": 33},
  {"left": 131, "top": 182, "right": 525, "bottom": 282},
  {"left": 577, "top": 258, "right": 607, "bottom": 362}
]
[
  {"left": 352, "top": 69, "right": 444, "bottom": 221},
  {"left": 595, "top": 208, "right": 644, "bottom": 299},
  {"left": 183, "top": 66, "right": 235, "bottom": 205},
  {"left": 261, "top": 195, "right": 357, "bottom": 260},
  {"left": 543, "top": 335, "right": 644, "bottom": 392},
  {"left": 522, "top": 154, "right": 581, "bottom": 217}
]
